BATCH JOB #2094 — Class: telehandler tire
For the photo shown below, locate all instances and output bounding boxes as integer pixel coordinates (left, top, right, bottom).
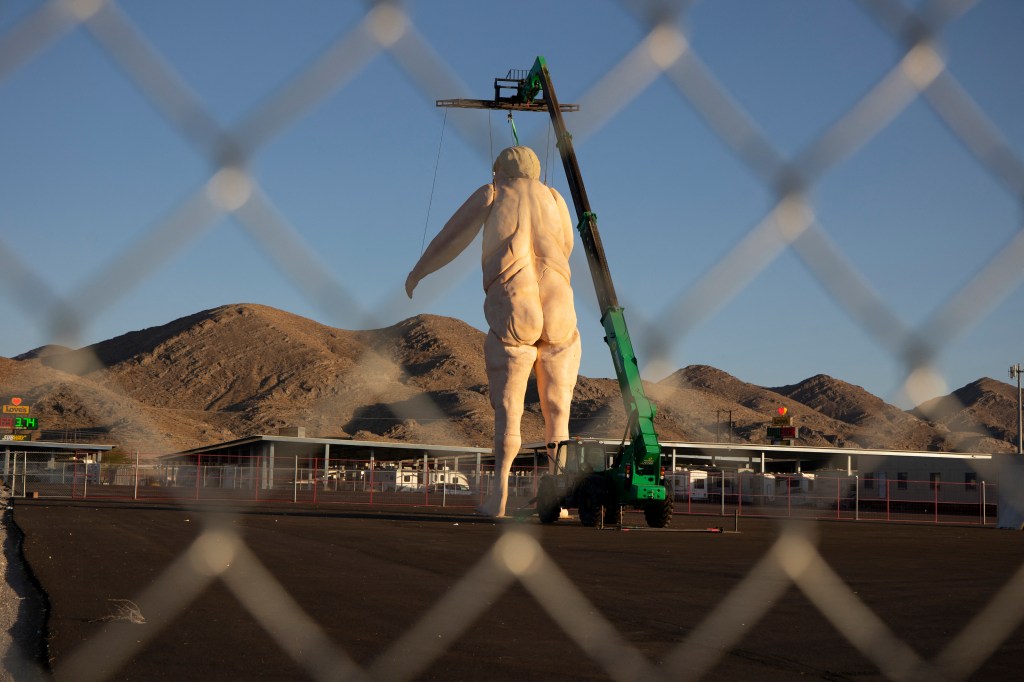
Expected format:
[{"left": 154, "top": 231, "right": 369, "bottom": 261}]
[
  {"left": 577, "top": 473, "right": 606, "bottom": 524},
  {"left": 579, "top": 474, "right": 617, "bottom": 527},
  {"left": 604, "top": 497, "right": 622, "bottom": 526},
  {"left": 644, "top": 496, "right": 673, "bottom": 528},
  {"left": 537, "top": 475, "right": 561, "bottom": 524}
]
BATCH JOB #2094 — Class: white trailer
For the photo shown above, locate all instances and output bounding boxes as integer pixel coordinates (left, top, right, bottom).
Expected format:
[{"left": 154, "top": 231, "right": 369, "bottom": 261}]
[
  {"left": 380, "top": 464, "right": 470, "bottom": 491},
  {"left": 737, "top": 470, "right": 776, "bottom": 504},
  {"left": 776, "top": 472, "right": 816, "bottom": 505},
  {"left": 666, "top": 469, "right": 709, "bottom": 501}
]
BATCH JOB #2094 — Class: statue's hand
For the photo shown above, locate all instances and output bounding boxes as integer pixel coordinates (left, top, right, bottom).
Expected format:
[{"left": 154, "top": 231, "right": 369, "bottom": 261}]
[{"left": 405, "top": 272, "right": 418, "bottom": 299}]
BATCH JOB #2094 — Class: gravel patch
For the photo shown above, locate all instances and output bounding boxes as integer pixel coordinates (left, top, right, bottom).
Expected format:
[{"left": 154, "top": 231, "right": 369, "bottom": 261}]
[{"left": 0, "top": 486, "right": 48, "bottom": 681}]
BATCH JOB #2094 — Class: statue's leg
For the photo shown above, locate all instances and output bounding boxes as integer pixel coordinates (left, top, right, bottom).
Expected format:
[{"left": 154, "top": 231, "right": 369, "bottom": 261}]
[
  {"left": 481, "top": 331, "right": 537, "bottom": 517},
  {"left": 536, "top": 329, "right": 581, "bottom": 474}
]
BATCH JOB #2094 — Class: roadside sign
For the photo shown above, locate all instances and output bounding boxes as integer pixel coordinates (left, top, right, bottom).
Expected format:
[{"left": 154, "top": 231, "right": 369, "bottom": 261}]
[
  {"left": 2, "top": 405, "right": 29, "bottom": 415},
  {"left": 14, "top": 417, "right": 38, "bottom": 430}
]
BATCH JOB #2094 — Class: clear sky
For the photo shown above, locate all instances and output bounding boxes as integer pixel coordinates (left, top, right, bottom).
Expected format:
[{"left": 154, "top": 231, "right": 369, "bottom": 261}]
[{"left": 2, "top": 0, "right": 1022, "bottom": 409}]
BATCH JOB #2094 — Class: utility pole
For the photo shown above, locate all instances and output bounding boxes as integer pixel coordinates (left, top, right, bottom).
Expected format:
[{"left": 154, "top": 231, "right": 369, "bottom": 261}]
[
  {"left": 715, "top": 410, "right": 733, "bottom": 443},
  {"left": 1011, "top": 364, "right": 1023, "bottom": 454}
]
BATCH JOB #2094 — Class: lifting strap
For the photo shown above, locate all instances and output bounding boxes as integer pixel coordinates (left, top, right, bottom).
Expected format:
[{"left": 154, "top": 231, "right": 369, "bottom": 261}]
[{"left": 507, "top": 111, "right": 520, "bottom": 146}]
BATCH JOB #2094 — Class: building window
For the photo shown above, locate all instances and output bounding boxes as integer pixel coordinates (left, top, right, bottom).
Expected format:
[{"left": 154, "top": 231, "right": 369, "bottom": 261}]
[
  {"left": 897, "top": 472, "right": 908, "bottom": 490},
  {"left": 965, "top": 472, "right": 977, "bottom": 491},
  {"left": 929, "top": 473, "right": 941, "bottom": 490}
]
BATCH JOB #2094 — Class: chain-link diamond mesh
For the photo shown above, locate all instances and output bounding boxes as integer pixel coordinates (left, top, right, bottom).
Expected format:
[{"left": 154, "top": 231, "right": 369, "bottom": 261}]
[{"left": 3, "top": 0, "right": 1023, "bottom": 679}]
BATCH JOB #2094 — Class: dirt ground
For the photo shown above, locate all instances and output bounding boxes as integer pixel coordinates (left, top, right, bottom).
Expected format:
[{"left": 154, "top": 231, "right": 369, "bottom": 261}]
[{"left": 7, "top": 498, "right": 1024, "bottom": 681}]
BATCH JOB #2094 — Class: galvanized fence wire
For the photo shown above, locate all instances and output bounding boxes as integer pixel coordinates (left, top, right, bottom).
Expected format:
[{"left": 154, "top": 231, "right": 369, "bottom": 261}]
[{"left": 3, "top": 0, "right": 1024, "bottom": 679}]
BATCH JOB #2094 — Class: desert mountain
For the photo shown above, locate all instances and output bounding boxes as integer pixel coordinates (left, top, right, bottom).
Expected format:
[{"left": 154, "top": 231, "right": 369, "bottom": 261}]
[
  {"left": 768, "top": 374, "right": 941, "bottom": 451},
  {"left": 912, "top": 378, "right": 1021, "bottom": 450},
  {"left": 2, "top": 304, "right": 1018, "bottom": 457}
]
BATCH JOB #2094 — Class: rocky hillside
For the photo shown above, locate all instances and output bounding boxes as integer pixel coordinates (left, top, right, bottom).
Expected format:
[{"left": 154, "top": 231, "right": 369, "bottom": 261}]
[
  {"left": 912, "top": 378, "right": 1021, "bottom": 451},
  {"left": 1, "top": 304, "right": 1018, "bottom": 456}
]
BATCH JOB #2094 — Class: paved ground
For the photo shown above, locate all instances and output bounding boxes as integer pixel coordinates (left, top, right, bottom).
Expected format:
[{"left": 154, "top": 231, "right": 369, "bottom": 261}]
[{"left": 7, "top": 498, "right": 1024, "bottom": 681}]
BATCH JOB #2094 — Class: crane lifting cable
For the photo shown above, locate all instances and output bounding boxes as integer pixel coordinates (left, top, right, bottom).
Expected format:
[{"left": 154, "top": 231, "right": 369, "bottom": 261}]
[{"left": 419, "top": 107, "right": 448, "bottom": 256}]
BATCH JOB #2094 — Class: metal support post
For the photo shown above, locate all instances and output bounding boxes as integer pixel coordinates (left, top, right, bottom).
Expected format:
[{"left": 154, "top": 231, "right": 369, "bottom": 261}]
[
  {"left": 855, "top": 475, "right": 860, "bottom": 521},
  {"left": 720, "top": 473, "right": 725, "bottom": 517},
  {"left": 323, "top": 444, "right": 330, "bottom": 491},
  {"left": 1011, "top": 364, "right": 1023, "bottom": 454}
]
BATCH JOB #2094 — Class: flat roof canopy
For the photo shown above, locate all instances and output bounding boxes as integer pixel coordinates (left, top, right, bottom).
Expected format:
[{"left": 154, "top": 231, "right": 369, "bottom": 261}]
[
  {"left": 522, "top": 439, "right": 993, "bottom": 471},
  {"left": 2, "top": 440, "right": 114, "bottom": 453},
  {"left": 165, "top": 435, "right": 491, "bottom": 463},
  {"left": 164, "top": 434, "right": 996, "bottom": 470}
]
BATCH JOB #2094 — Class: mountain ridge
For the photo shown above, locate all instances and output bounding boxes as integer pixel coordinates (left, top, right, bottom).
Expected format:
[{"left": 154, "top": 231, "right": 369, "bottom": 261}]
[{"left": 2, "top": 303, "right": 1017, "bottom": 456}]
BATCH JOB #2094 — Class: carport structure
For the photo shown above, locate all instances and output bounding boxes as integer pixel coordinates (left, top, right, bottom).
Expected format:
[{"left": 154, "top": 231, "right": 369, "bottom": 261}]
[
  {"left": 1, "top": 439, "right": 115, "bottom": 497},
  {"left": 165, "top": 433, "right": 492, "bottom": 484},
  {"left": 153, "top": 433, "right": 496, "bottom": 505},
  {"left": 522, "top": 438, "right": 1006, "bottom": 526},
  {"left": 523, "top": 438, "right": 996, "bottom": 477}
]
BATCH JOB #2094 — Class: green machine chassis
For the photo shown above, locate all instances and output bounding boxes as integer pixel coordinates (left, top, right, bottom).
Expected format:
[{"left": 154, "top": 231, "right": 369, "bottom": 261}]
[{"left": 439, "top": 56, "right": 670, "bottom": 527}]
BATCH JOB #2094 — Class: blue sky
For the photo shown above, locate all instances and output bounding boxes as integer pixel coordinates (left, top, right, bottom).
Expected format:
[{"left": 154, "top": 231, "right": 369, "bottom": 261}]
[{"left": 1, "top": 0, "right": 1022, "bottom": 409}]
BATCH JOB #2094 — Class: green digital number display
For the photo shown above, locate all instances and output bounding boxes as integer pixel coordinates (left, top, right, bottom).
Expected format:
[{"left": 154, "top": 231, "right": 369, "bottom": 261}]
[{"left": 14, "top": 417, "right": 38, "bottom": 430}]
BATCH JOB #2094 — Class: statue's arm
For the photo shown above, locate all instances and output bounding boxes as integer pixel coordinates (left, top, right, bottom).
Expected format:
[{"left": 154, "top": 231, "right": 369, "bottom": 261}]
[
  {"left": 551, "top": 187, "right": 574, "bottom": 256},
  {"left": 406, "top": 184, "right": 494, "bottom": 298}
]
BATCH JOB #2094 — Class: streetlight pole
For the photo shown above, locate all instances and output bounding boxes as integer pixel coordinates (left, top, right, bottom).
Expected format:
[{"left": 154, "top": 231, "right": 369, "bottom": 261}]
[{"left": 1011, "top": 364, "right": 1023, "bottom": 455}]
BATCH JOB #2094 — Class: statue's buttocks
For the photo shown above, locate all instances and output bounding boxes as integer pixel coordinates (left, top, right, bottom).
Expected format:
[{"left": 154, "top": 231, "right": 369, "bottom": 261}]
[{"left": 481, "top": 179, "right": 576, "bottom": 347}]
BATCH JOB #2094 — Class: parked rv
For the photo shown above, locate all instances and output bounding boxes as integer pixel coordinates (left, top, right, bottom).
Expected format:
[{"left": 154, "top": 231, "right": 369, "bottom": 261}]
[{"left": 665, "top": 469, "right": 709, "bottom": 501}]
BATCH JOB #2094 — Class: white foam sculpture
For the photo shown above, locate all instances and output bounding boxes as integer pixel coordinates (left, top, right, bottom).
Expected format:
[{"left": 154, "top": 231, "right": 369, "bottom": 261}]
[{"left": 406, "top": 146, "right": 580, "bottom": 517}]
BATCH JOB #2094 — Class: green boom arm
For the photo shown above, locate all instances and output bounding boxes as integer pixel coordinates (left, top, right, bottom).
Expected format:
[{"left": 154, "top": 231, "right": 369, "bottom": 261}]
[{"left": 523, "top": 57, "right": 663, "bottom": 495}]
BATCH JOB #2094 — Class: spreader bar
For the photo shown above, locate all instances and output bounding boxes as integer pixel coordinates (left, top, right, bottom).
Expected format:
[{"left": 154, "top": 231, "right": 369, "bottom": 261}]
[{"left": 436, "top": 98, "right": 578, "bottom": 113}]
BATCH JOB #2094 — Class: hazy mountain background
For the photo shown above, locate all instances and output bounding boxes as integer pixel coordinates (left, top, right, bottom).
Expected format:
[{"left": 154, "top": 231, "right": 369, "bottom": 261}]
[{"left": 1, "top": 304, "right": 1018, "bottom": 457}]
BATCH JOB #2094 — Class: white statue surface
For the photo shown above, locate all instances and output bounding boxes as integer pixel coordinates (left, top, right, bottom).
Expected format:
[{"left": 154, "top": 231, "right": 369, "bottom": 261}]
[{"left": 406, "top": 146, "right": 581, "bottom": 517}]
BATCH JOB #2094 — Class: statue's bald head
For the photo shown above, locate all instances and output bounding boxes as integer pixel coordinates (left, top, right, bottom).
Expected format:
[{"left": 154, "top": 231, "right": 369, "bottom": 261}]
[{"left": 493, "top": 146, "right": 541, "bottom": 180}]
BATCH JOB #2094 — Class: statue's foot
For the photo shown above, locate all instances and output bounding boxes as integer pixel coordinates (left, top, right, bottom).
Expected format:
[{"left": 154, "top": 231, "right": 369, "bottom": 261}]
[{"left": 475, "top": 504, "right": 506, "bottom": 518}]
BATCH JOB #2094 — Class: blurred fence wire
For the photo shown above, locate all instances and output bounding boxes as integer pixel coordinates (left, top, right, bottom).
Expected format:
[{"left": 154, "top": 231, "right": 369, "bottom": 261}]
[{"left": 3, "top": 0, "right": 1024, "bottom": 680}]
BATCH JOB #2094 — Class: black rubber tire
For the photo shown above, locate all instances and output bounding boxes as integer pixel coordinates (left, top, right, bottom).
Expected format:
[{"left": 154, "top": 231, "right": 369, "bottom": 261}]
[
  {"left": 644, "top": 496, "right": 673, "bottom": 528},
  {"left": 577, "top": 475, "right": 605, "bottom": 527},
  {"left": 604, "top": 496, "right": 622, "bottom": 526},
  {"left": 537, "top": 475, "right": 561, "bottom": 524}
]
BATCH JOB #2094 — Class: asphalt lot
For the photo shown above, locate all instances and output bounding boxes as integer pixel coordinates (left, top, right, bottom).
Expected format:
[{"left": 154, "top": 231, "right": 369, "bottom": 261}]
[{"left": 9, "top": 499, "right": 1024, "bottom": 681}]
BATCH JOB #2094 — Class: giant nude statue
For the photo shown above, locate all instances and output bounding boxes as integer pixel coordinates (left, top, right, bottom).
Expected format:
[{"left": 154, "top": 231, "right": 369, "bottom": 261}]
[{"left": 405, "top": 146, "right": 581, "bottom": 518}]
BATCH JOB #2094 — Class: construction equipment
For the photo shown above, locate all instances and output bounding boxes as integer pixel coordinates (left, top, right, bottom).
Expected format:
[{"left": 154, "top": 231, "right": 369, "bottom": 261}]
[{"left": 438, "top": 56, "right": 671, "bottom": 528}]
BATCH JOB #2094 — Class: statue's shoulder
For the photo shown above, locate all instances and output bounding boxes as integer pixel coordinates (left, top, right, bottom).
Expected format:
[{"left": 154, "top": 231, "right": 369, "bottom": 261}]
[{"left": 474, "top": 183, "right": 496, "bottom": 204}]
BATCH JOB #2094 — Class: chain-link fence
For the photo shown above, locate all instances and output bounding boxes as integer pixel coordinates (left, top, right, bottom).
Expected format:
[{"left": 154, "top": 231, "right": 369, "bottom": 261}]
[
  {"left": 1, "top": 451, "right": 1002, "bottom": 528},
  {"left": 3, "top": 0, "right": 1024, "bottom": 679}
]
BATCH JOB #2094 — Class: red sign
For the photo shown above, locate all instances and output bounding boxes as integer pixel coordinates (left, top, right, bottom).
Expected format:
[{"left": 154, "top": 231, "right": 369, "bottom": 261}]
[{"left": 0, "top": 417, "right": 11, "bottom": 429}]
